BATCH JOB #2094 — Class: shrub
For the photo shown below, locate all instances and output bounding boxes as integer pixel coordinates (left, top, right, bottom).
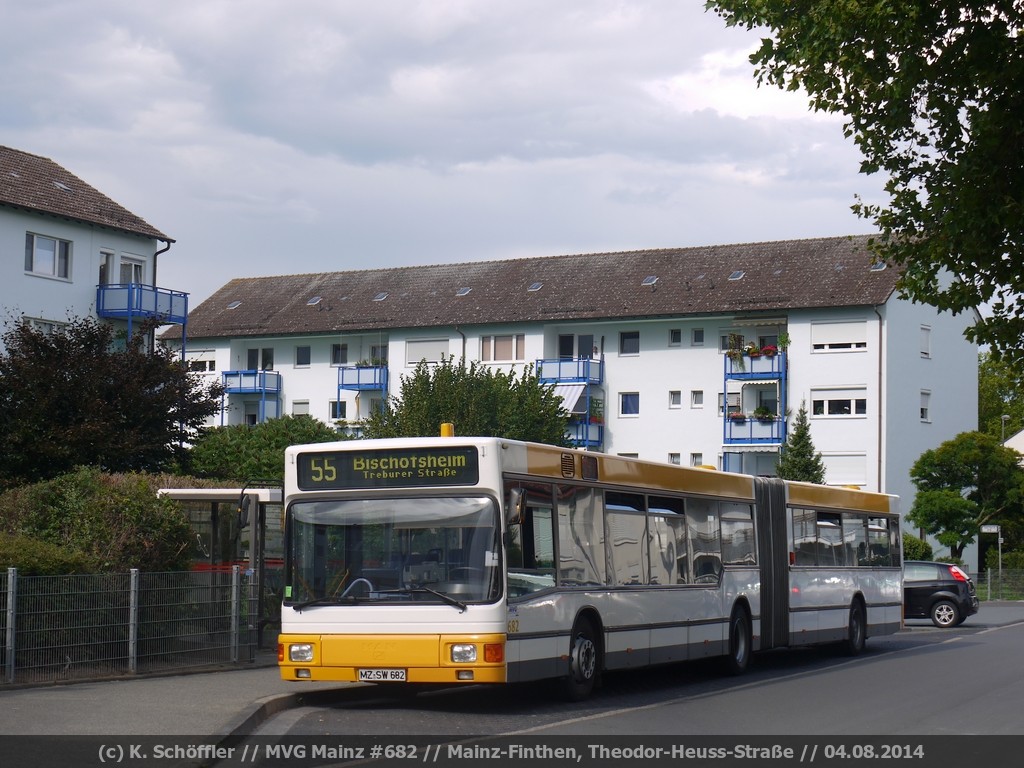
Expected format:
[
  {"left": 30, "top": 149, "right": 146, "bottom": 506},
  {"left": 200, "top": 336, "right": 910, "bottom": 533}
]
[
  {"left": 902, "top": 531, "right": 933, "bottom": 561},
  {"left": 0, "top": 468, "right": 193, "bottom": 572},
  {"left": 0, "top": 532, "right": 100, "bottom": 575}
]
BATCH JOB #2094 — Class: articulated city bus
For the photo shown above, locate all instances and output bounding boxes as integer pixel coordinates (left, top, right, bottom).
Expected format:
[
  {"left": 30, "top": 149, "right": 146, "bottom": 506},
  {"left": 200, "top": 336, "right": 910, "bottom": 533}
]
[{"left": 277, "top": 437, "right": 901, "bottom": 699}]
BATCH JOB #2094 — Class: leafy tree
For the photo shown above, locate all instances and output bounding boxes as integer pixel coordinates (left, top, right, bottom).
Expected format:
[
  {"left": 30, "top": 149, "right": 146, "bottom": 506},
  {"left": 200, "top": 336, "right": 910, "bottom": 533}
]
[
  {"left": 188, "top": 414, "right": 342, "bottom": 483},
  {"left": 363, "top": 357, "right": 570, "bottom": 445},
  {"left": 908, "top": 431, "right": 1024, "bottom": 560},
  {"left": 0, "top": 317, "right": 222, "bottom": 489},
  {"left": 707, "top": 1, "right": 1024, "bottom": 361},
  {"left": 776, "top": 401, "right": 826, "bottom": 483},
  {"left": 978, "top": 351, "right": 1024, "bottom": 440}
]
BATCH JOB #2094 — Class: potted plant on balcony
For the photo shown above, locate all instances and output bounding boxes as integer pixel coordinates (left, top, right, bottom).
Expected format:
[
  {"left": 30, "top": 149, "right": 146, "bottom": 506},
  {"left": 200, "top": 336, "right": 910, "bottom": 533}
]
[
  {"left": 744, "top": 342, "right": 761, "bottom": 358},
  {"left": 760, "top": 344, "right": 778, "bottom": 357},
  {"left": 728, "top": 411, "right": 747, "bottom": 424},
  {"left": 753, "top": 405, "right": 775, "bottom": 422}
]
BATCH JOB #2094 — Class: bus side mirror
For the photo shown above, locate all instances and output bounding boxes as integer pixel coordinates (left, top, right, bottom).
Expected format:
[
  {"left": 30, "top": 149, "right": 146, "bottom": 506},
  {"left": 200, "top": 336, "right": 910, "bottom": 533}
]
[
  {"left": 238, "top": 495, "right": 252, "bottom": 529},
  {"left": 506, "top": 488, "right": 525, "bottom": 526}
]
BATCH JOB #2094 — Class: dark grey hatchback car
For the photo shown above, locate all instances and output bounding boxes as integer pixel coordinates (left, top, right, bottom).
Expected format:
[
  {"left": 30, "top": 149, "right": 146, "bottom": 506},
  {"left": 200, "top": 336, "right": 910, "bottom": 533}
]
[{"left": 903, "top": 560, "right": 980, "bottom": 627}]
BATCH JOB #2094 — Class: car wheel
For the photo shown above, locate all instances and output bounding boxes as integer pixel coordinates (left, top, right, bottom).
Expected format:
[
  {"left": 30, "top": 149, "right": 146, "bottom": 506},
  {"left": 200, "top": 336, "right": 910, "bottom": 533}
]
[
  {"left": 844, "top": 601, "right": 866, "bottom": 656},
  {"left": 930, "top": 600, "right": 960, "bottom": 628},
  {"left": 723, "top": 606, "right": 752, "bottom": 675},
  {"left": 562, "top": 617, "right": 599, "bottom": 701}
]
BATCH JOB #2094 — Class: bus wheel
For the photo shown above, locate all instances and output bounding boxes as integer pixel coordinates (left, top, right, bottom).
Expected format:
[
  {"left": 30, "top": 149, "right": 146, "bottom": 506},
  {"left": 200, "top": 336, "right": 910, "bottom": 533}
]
[
  {"left": 844, "top": 601, "right": 866, "bottom": 656},
  {"left": 562, "top": 618, "right": 599, "bottom": 701},
  {"left": 723, "top": 606, "right": 751, "bottom": 675}
]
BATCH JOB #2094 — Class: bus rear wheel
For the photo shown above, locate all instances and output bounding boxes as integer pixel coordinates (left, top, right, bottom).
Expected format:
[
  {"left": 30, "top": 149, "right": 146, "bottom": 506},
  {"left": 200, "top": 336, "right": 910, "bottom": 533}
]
[{"left": 562, "top": 618, "right": 599, "bottom": 701}]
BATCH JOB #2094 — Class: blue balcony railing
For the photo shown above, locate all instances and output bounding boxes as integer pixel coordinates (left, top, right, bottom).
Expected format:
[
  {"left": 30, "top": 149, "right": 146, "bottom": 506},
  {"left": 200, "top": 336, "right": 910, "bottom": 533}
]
[
  {"left": 222, "top": 370, "right": 282, "bottom": 394},
  {"left": 724, "top": 415, "right": 785, "bottom": 444},
  {"left": 724, "top": 351, "right": 786, "bottom": 380},
  {"left": 338, "top": 365, "right": 389, "bottom": 392},
  {"left": 96, "top": 283, "right": 188, "bottom": 326},
  {"left": 567, "top": 420, "right": 604, "bottom": 449},
  {"left": 537, "top": 357, "right": 604, "bottom": 384}
]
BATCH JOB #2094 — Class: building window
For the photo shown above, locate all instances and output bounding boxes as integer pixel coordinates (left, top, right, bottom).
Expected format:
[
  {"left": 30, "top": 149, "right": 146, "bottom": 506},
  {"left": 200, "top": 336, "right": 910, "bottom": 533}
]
[
  {"left": 482, "top": 334, "right": 526, "bottom": 361},
  {"left": 810, "top": 321, "right": 867, "bottom": 351},
  {"left": 295, "top": 346, "right": 311, "bottom": 367},
  {"left": 690, "top": 453, "right": 704, "bottom": 467},
  {"left": 691, "top": 328, "right": 705, "bottom": 346},
  {"left": 25, "top": 233, "right": 71, "bottom": 279},
  {"left": 691, "top": 390, "right": 704, "bottom": 408},
  {"left": 292, "top": 400, "right": 310, "bottom": 416},
  {"left": 370, "top": 344, "right": 389, "bottom": 363},
  {"left": 719, "top": 392, "right": 740, "bottom": 415},
  {"left": 330, "top": 400, "right": 347, "bottom": 419},
  {"left": 28, "top": 317, "right": 66, "bottom": 335},
  {"left": 620, "top": 392, "right": 640, "bottom": 416},
  {"left": 406, "top": 339, "right": 448, "bottom": 365},
  {"left": 920, "top": 326, "right": 932, "bottom": 358},
  {"left": 669, "top": 329, "right": 682, "bottom": 346},
  {"left": 668, "top": 453, "right": 681, "bottom": 465},
  {"left": 920, "top": 391, "right": 931, "bottom": 422},
  {"left": 331, "top": 343, "right": 348, "bottom": 366},
  {"left": 188, "top": 359, "right": 216, "bottom": 372},
  {"left": 119, "top": 256, "right": 145, "bottom": 285},
  {"left": 669, "top": 391, "right": 682, "bottom": 409},
  {"left": 247, "top": 348, "right": 274, "bottom": 370},
  {"left": 811, "top": 388, "right": 867, "bottom": 417},
  {"left": 619, "top": 331, "right": 640, "bottom": 355}
]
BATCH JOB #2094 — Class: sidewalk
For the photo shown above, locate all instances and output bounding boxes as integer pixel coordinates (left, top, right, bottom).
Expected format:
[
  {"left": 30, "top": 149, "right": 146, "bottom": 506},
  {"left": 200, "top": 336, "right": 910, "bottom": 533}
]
[
  {"left": 2, "top": 602, "right": 1022, "bottom": 739},
  {"left": 0, "top": 650, "right": 357, "bottom": 737}
]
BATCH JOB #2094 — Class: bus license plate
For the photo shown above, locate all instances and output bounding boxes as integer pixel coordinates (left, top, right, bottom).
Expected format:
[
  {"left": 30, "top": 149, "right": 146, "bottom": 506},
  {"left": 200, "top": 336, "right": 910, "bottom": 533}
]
[{"left": 358, "top": 668, "right": 407, "bottom": 682}]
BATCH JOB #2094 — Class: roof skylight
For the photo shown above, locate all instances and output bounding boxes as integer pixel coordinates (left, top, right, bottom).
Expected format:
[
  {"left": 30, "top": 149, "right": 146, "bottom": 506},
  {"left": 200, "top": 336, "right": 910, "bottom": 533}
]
[
  {"left": 306, "top": 296, "right": 322, "bottom": 306},
  {"left": 456, "top": 287, "right": 472, "bottom": 296},
  {"left": 642, "top": 275, "right": 659, "bottom": 286},
  {"left": 372, "top": 292, "right": 389, "bottom": 302},
  {"left": 728, "top": 270, "right": 745, "bottom": 281},
  {"left": 869, "top": 262, "right": 887, "bottom": 272},
  {"left": 528, "top": 282, "right": 543, "bottom": 292},
  {"left": 226, "top": 300, "right": 242, "bottom": 310}
]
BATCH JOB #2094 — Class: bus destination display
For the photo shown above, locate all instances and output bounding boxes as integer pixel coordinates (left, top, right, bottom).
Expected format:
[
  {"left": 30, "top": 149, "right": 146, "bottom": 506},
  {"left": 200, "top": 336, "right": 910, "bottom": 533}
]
[{"left": 296, "top": 446, "right": 480, "bottom": 490}]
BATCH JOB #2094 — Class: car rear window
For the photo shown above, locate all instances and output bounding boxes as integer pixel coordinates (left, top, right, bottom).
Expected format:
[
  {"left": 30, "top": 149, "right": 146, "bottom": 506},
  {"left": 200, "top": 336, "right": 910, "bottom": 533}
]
[{"left": 904, "top": 562, "right": 938, "bottom": 582}]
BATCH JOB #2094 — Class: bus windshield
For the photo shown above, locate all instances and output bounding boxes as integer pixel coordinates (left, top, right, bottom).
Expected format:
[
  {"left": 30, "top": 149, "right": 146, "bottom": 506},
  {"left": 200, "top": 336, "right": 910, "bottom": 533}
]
[{"left": 285, "top": 496, "right": 501, "bottom": 607}]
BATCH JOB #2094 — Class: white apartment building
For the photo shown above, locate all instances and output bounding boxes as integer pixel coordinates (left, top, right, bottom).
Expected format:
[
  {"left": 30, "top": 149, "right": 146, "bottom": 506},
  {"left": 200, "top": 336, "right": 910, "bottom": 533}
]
[
  {"left": 0, "top": 145, "right": 184, "bottom": 349},
  {"left": 164, "top": 235, "right": 978, "bottom": 515}
]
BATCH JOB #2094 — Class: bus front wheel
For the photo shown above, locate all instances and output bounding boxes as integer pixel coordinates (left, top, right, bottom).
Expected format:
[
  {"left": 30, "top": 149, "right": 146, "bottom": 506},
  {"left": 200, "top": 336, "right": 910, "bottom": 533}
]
[
  {"left": 723, "top": 606, "right": 751, "bottom": 675},
  {"left": 562, "top": 618, "right": 599, "bottom": 701},
  {"left": 844, "top": 601, "right": 866, "bottom": 656}
]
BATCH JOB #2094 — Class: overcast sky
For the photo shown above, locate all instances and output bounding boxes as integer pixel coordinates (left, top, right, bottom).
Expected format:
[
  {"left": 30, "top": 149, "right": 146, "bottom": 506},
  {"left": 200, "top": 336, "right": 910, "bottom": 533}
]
[{"left": 2, "top": 1, "right": 885, "bottom": 306}]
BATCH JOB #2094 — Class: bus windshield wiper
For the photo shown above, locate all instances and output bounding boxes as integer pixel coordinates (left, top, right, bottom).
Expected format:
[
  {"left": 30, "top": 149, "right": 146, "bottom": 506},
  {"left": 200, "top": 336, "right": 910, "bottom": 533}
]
[
  {"left": 386, "top": 586, "right": 467, "bottom": 613},
  {"left": 290, "top": 595, "right": 356, "bottom": 611}
]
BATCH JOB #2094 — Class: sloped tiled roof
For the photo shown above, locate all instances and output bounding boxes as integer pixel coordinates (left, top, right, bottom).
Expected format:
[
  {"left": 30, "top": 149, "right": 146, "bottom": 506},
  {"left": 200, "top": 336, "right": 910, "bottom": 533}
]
[
  {"left": 0, "top": 145, "right": 171, "bottom": 241},
  {"left": 168, "top": 235, "right": 898, "bottom": 341}
]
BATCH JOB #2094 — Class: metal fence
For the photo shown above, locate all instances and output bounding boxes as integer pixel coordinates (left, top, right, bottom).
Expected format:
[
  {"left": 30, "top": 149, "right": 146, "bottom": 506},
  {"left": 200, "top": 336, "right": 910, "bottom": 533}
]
[
  {"left": 977, "top": 568, "right": 1024, "bottom": 602},
  {"left": 2, "top": 567, "right": 258, "bottom": 686}
]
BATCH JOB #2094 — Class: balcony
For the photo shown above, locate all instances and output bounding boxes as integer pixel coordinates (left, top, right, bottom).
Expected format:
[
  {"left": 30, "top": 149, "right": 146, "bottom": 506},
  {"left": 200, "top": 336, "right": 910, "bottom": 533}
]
[
  {"left": 567, "top": 419, "right": 604, "bottom": 449},
  {"left": 724, "top": 415, "right": 785, "bottom": 444},
  {"left": 724, "top": 351, "right": 786, "bottom": 380},
  {"left": 338, "top": 365, "right": 389, "bottom": 392},
  {"left": 222, "top": 370, "right": 282, "bottom": 394},
  {"left": 96, "top": 283, "right": 188, "bottom": 327},
  {"left": 221, "top": 370, "right": 281, "bottom": 426},
  {"left": 537, "top": 357, "right": 604, "bottom": 384}
]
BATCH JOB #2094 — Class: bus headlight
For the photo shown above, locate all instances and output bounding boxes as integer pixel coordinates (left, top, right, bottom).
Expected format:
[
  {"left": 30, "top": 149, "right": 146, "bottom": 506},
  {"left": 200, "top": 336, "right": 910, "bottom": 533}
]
[
  {"left": 289, "top": 643, "right": 314, "bottom": 663},
  {"left": 451, "top": 644, "right": 477, "bottom": 663}
]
